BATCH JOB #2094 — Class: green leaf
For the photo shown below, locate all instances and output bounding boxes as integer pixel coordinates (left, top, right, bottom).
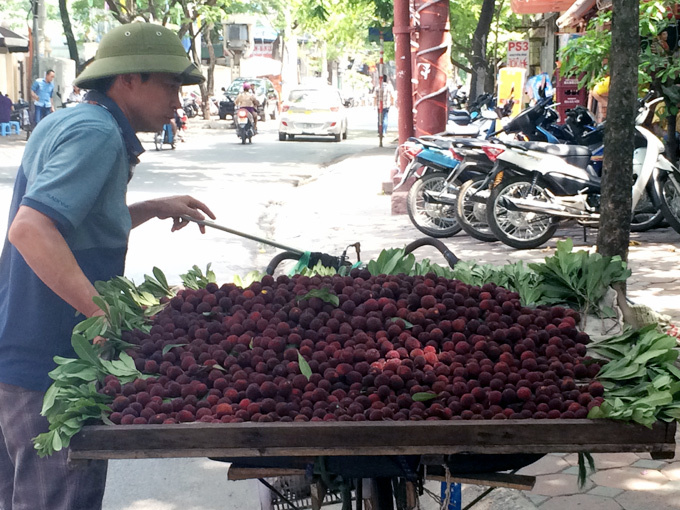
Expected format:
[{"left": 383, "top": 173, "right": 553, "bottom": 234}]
[
  {"left": 297, "top": 351, "right": 312, "bottom": 381},
  {"left": 412, "top": 392, "right": 438, "bottom": 402},
  {"left": 70, "top": 334, "right": 102, "bottom": 368},
  {"left": 389, "top": 317, "right": 413, "bottom": 329},
  {"left": 152, "top": 267, "right": 169, "bottom": 290},
  {"left": 298, "top": 288, "right": 339, "bottom": 307},
  {"left": 51, "top": 431, "right": 63, "bottom": 452},
  {"left": 41, "top": 384, "right": 59, "bottom": 416},
  {"left": 162, "top": 343, "right": 187, "bottom": 355},
  {"left": 634, "top": 349, "right": 673, "bottom": 365}
]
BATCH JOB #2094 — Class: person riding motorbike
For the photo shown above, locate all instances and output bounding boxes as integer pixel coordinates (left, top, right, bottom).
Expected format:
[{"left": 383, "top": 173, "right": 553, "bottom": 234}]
[{"left": 234, "top": 83, "right": 260, "bottom": 133}]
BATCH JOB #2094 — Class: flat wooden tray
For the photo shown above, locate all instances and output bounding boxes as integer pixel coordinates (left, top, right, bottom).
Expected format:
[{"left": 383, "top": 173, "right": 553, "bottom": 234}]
[{"left": 69, "top": 419, "right": 677, "bottom": 461}]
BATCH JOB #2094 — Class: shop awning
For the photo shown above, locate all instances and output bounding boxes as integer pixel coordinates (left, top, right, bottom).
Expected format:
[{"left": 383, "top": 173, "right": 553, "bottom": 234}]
[
  {"left": 556, "top": 0, "right": 598, "bottom": 27},
  {"left": 0, "top": 27, "right": 29, "bottom": 53},
  {"left": 511, "top": 0, "right": 577, "bottom": 14}
]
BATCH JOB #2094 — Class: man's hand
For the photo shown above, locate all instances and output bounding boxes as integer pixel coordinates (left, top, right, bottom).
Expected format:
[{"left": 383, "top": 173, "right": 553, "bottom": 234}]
[{"left": 129, "top": 195, "right": 216, "bottom": 232}]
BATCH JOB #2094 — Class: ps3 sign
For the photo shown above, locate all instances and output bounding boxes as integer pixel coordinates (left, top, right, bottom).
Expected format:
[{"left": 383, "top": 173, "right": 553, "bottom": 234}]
[{"left": 507, "top": 40, "right": 529, "bottom": 69}]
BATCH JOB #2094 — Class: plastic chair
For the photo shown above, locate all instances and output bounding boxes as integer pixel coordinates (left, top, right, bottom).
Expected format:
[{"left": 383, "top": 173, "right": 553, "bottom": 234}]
[{"left": 0, "top": 122, "right": 20, "bottom": 136}]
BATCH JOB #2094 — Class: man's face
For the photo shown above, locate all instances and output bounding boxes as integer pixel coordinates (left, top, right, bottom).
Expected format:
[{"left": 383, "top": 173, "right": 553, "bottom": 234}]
[
  {"left": 45, "top": 72, "right": 55, "bottom": 83},
  {"left": 127, "top": 73, "right": 182, "bottom": 132}
]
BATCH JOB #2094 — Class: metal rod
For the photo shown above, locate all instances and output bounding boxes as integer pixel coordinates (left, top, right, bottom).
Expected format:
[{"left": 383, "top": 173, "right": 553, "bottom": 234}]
[
  {"left": 462, "top": 487, "right": 495, "bottom": 510},
  {"left": 258, "top": 478, "right": 301, "bottom": 510},
  {"left": 180, "top": 215, "right": 305, "bottom": 255}
]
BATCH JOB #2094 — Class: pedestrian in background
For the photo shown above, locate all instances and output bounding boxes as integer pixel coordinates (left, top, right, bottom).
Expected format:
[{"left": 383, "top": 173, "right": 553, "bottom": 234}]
[
  {"left": 0, "top": 23, "right": 213, "bottom": 510},
  {"left": 376, "top": 75, "right": 395, "bottom": 135},
  {"left": 30, "top": 69, "right": 56, "bottom": 124},
  {"left": 0, "top": 92, "right": 11, "bottom": 124},
  {"left": 66, "top": 84, "right": 85, "bottom": 105}
]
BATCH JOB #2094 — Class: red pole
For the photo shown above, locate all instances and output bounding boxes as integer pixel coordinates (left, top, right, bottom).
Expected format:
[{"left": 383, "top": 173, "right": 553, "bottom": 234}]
[
  {"left": 414, "top": 0, "right": 449, "bottom": 137},
  {"left": 378, "top": 33, "right": 384, "bottom": 147},
  {"left": 394, "top": 0, "right": 414, "bottom": 170}
]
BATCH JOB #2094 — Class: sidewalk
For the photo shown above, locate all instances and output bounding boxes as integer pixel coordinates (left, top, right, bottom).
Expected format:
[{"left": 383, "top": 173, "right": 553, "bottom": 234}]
[{"left": 273, "top": 146, "right": 680, "bottom": 510}]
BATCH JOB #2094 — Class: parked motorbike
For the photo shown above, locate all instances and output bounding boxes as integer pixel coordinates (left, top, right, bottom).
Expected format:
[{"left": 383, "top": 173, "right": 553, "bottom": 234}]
[
  {"left": 453, "top": 101, "right": 604, "bottom": 242},
  {"left": 10, "top": 99, "right": 31, "bottom": 140},
  {"left": 482, "top": 96, "right": 673, "bottom": 249},
  {"left": 397, "top": 98, "right": 572, "bottom": 239},
  {"left": 398, "top": 138, "right": 491, "bottom": 237},
  {"left": 235, "top": 107, "right": 255, "bottom": 144},
  {"left": 183, "top": 96, "right": 199, "bottom": 118},
  {"left": 446, "top": 95, "right": 512, "bottom": 138}
]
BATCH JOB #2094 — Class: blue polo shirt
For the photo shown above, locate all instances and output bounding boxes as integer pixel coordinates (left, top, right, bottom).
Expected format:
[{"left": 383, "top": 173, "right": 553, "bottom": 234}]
[
  {"left": 0, "top": 92, "right": 144, "bottom": 391},
  {"left": 31, "top": 78, "right": 55, "bottom": 108}
]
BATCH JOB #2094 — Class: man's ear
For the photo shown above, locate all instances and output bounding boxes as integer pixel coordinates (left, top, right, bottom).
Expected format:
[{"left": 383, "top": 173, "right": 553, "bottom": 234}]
[{"left": 117, "top": 73, "right": 140, "bottom": 90}]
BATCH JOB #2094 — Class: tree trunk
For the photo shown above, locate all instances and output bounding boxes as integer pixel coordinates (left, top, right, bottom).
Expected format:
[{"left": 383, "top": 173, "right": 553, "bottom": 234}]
[
  {"left": 58, "top": 0, "right": 80, "bottom": 71},
  {"left": 205, "top": 23, "right": 216, "bottom": 96},
  {"left": 469, "top": 0, "right": 495, "bottom": 100},
  {"left": 596, "top": 0, "right": 639, "bottom": 264}
]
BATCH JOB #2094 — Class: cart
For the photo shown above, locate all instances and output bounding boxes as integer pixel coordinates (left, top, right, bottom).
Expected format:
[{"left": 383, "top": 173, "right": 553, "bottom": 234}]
[
  {"left": 69, "top": 419, "right": 676, "bottom": 509},
  {"left": 67, "top": 229, "right": 677, "bottom": 509}
]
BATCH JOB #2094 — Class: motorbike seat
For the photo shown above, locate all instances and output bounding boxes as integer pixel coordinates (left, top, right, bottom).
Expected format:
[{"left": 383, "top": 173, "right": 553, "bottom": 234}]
[
  {"left": 418, "top": 137, "right": 452, "bottom": 150},
  {"left": 445, "top": 123, "right": 480, "bottom": 137},
  {"left": 449, "top": 109, "right": 470, "bottom": 118},
  {"left": 516, "top": 141, "right": 592, "bottom": 169}
]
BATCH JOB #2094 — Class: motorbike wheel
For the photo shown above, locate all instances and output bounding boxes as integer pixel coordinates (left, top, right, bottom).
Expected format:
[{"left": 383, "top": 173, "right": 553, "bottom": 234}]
[
  {"left": 630, "top": 187, "right": 664, "bottom": 232},
  {"left": 278, "top": 132, "right": 286, "bottom": 141},
  {"left": 406, "top": 172, "right": 462, "bottom": 238},
  {"left": 241, "top": 135, "right": 247, "bottom": 145},
  {"left": 487, "top": 175, "right": 558, "bottom": 250},
  {"left": 154, "top": 132, "right": 162, "bottom": 151},
  {"left": 455, "top": 177, "right": 497, "bottom": 242},
  {"left": 656, "top": 170, "right": 680, "bottom": 234}
]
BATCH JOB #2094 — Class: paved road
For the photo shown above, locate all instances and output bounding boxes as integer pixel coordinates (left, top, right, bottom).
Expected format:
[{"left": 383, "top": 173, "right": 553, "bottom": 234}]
[
  {"left": 0, "top": 106, "right": 400, "bottom": 510},
  {"left": 0, "top": 106, "right": 390, "bottom": 286}
]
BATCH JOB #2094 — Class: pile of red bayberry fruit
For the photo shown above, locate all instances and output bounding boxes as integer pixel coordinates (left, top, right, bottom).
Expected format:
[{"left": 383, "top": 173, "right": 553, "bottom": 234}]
[{"left": 102, "top": 270, "right": 604, "bottom": 425}]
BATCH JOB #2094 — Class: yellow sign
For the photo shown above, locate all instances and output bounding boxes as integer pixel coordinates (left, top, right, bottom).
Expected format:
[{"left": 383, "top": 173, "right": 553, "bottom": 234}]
[{"left": 497, "top": 67, "right": 526, "bottom": 117}]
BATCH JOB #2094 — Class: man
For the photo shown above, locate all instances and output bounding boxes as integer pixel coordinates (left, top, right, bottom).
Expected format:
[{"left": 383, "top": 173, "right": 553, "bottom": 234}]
[
  {"left": 234, "top": 82, "right": 260, "bottom": 132},
  {"left": 376, "top": 75, "right": 395, "bottom": 136},
  {"left": 0, "top": 93, "right": 11, "bottom": 124},
  {"left": 30, "top": 69, "right": 56, "bottom": 124},
  {"left": 0, "top": 23, "right": 215, "bottom": 510}
]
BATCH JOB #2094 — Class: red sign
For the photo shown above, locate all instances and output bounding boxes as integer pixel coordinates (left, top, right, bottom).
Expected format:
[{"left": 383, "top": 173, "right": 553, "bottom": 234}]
[
  {"left": 251, "top": 43, "right": 273, "bottom": 58},
  {"left": 507, "top": 40, "right": 529, "bottom": 69}
]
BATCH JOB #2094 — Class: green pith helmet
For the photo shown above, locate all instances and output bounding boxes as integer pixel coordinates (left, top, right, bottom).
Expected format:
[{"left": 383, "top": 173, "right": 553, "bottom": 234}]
[{"left": 74, "top": 23, "right": 204, "bottom": 89}]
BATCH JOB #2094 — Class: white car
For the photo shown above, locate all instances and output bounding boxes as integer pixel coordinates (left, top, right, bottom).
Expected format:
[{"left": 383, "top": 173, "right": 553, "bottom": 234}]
[{"left": 278, "top": 87, "right": 348, "bottom": 142}]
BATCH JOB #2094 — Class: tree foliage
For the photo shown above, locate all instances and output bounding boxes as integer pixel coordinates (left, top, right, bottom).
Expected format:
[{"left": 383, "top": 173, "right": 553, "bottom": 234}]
[
  {"left": 560, "top": 0, "right": 680, "bottom": 158},
  {"left": 560, "top": 1, "right": 679, "bottom": 95},
  {"left": 449, "top": 0, "right": 525, "bottom": 92}
]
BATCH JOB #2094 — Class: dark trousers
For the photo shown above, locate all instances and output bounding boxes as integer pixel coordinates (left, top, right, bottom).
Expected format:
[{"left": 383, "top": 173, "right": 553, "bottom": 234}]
[
  {"left": 0, "top": 382, "right": 108, "bottom": 510},
  {"left": 33, "top": 106, "right": 51, "bottom": 125}
]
